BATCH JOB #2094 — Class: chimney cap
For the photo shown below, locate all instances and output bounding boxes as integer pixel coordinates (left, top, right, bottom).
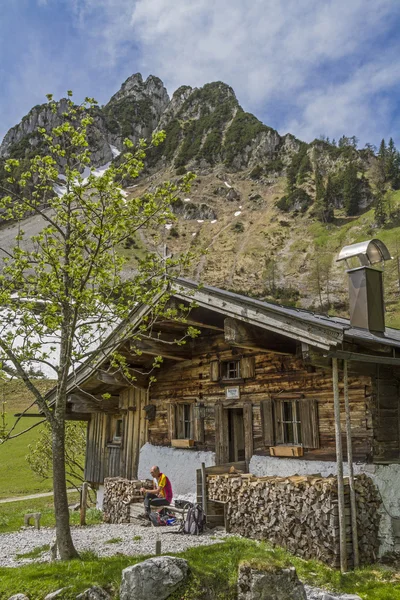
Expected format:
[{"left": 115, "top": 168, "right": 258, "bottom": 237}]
[{"left": 336, "top": 239, "right": 392, "bottom": 267}]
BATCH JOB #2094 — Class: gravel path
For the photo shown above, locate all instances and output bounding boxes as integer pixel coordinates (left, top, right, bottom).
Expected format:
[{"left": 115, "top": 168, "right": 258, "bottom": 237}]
[{"left": 0, "top": 523, "right": 230, "bottom": 568}]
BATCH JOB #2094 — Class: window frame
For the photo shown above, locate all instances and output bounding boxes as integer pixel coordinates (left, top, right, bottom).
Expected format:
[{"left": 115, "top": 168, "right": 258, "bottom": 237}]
[
  {"left": 260, "top": 397, "right": 319, "bottom": 449},
  {"left": 221, "top": 359, "right": 241, "bottom": 381},
  {"left": 279, "top": 399, "right": 302, "bottom": 445},
  {"left": 176, "top": 402, "right": 194, "bottom": 440},
  {"left": 108, "top": 415, "right": 123, "bottom": 446}
]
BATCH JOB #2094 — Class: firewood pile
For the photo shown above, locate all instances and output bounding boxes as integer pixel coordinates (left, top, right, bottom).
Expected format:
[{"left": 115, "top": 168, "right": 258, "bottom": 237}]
[
  {"left": 103, "top": 477, "right": 153, "bottom": 523},
  {"left": 207, "top": 472, "right": 381, "bottom": 567}
]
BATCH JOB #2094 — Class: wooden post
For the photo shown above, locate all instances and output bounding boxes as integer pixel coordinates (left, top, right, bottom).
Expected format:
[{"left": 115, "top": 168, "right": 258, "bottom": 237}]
[
  {"left": 343, "top": 360, "right": 360, "bottom": 568},
  {"left": 80, "top": 481, "right": 88, "bottom": 526},
  {"left": 155, "top": 534, "right": 161, "bottom": 555},
  {"left": 201, "top": 462, "right": 207, "bottom": 518},
  {"left": 332, "top": 358, "right": 347, "bottom": 572}
]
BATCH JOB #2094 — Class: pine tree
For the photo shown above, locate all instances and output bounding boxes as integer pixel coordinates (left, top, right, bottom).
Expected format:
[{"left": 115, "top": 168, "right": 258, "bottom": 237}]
[
  {"left": 343, "top": 163, "right": 361, "bottom": 216},
  {"left": 323, "top": 175, "right": 335, "bottom": 223},
  {"left": 386, "top": 138, "right": 400, "bottom": 189},
  {"left": 374, "top": 189, "right": 387, "bottom": 226}
]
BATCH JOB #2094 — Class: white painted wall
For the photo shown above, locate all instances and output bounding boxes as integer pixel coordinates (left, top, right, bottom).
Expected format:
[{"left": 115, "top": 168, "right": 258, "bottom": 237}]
[
  {"left": 96, "top": 484, "right": 104, "bottom": 510},
  {"left": 250, "top": 455, "right": 400, "bottom": 555},
  {"left": 137, "top": 443, "right": 216, "bottom": 497}
]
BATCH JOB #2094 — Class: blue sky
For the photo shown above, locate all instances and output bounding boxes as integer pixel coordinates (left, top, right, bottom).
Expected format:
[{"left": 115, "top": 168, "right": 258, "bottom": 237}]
[{"left": 1, "top": 0, "right": 400, "bottom": 148}]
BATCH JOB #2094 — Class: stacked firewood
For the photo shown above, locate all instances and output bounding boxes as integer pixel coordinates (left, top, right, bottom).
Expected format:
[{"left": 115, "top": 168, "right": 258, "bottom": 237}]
[
  {"left": 354, "top": 473, "right": 381, "bottom": 564},
  {"left": 103, "top": 477, "right": 153, "bottom": 523},
  {"left": 207, "top": 473, "right": 381, "bottom": 567}
]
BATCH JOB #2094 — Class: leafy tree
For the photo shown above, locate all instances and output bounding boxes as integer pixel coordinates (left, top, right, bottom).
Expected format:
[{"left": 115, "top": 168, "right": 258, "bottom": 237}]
[
  {"left": 27, "top": 421, "right": 86, "bottom": 490},
  {"left": 343, "top": 163, "right": 362, "bottom": 216},
  {"left": 0, "top": 93, "right": 196, "bottom": 559}
]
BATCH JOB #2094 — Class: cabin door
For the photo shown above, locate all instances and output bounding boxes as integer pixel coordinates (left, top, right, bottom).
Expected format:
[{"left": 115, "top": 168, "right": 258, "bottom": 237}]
[{"left": 228, "top": 408, "right": 245, "bottom": 462}]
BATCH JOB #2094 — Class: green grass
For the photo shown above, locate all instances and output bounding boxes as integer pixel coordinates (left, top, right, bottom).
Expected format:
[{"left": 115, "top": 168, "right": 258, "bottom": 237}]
[
  {"left": 104, "top": 538, "right": 123, "bottom": 545},
  {"left": 0, "top": 380, "right": 56, "bottom": 499},
  {"left": 0, "top": 412, "right": 52, "bottom": 499},
  {"left": 0, "top": 495, "right": 102, "bottom": 534},
  {"left": 132, "top": 535, "right": 141, "bottom": 541},
  {"left": 0, "top": 538, "right": 399, "bottom": 600},
  {"left": 15, "top": 545, "right": 49, "bottom": 560}
]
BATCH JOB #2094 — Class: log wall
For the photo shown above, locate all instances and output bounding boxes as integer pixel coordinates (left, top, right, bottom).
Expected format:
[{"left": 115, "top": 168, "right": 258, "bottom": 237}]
[
  {"left": 148, "top": 337, "right": 373, "bottom": 462},
  {"left": 85, "top": 387, "right": 148, "bottom": 484}
]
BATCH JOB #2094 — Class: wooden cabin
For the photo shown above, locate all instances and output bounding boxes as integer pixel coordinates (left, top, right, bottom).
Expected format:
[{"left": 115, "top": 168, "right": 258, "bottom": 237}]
[{"left": 47, "top": 273, "right": 400, "bottom": 554}]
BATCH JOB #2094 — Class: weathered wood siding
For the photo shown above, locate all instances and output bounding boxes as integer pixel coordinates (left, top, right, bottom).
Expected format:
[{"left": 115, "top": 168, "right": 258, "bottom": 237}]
[
  {"left": 148, "top": 336, "right": 373, "bottom": 462},
  {"left": 372, "top": 367, "right": 400, "bottom": 461},
  {"left": 85, "top": 387, "right": 148, "bottom": 484}
]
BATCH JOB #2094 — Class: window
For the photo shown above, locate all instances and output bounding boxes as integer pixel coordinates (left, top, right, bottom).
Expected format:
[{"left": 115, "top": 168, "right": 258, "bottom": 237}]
[
  {"left": 281, "top": 400, "right": 302, "bottom": 445},
  {"left": 109, "top": 416, "right": 123, "bottom": 444},
  {"left": 260, "top": 398, "right": 319, "bottom": 449},
  {"left": 222, "top": 360, "right": 240, "bottom": 380},
  {"left": 176, "top": 403, "right": 194, "bottom": 439}
]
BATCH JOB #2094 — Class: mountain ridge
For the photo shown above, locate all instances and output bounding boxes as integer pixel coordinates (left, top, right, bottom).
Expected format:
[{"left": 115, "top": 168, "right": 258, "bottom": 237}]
[{"left": 2, "top": 73, "right": 400, "bottom": 327}]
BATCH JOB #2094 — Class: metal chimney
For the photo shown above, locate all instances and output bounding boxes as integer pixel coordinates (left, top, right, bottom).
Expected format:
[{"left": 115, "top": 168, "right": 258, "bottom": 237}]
[{"left": 337, "top": 239, "right": 392, "bottom": 333}]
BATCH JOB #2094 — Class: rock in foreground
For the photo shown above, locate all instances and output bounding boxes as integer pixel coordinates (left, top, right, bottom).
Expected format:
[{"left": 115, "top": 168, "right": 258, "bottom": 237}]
[
  {"left": 120, "top": 556, "right": 189, "bottom": 600},
  {"left": 238, "top": 563, "right": 306, "bottom": 600}
]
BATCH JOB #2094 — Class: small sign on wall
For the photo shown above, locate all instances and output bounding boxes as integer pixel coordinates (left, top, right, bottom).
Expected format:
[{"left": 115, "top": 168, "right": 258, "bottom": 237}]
[{"left": 225, "top": 386, "right": 240, "bottom": 400}]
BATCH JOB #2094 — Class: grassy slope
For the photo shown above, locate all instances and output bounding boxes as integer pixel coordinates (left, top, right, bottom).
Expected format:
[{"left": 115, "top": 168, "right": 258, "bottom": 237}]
[
  {"left": 0, "top": 493, "right": 101, "bottom": 534},
  {"left": 0, "top": 380, "right": 56, "bottom": 499},
  {"left": 0, "top": 537, "right": 398, "bottom": 600}
]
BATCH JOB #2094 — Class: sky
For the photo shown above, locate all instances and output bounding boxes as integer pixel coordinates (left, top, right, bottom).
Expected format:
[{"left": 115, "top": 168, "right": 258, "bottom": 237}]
[{"left": 1, "top": 0, "right": 400, "bottom": 148}]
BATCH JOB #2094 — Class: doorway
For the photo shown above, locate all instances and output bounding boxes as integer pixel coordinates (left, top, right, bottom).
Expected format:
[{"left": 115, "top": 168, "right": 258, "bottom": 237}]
[{"left": 228, "top": 408, "right": 245, "bottom": 462}]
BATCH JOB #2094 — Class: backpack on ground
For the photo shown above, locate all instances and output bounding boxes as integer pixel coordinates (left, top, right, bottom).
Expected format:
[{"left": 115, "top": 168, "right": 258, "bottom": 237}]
[{"left": 179, "top": 503, "right": 205, "bottom": 535}]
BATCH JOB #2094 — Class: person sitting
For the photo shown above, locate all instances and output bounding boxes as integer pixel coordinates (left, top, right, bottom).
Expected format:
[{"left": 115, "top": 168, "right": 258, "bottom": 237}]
[{"left": 139, "top": 465, "right": 173, "bottom": 519}]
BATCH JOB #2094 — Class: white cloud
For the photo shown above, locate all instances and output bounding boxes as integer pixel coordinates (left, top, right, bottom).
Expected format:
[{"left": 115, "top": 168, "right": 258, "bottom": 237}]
[
  {"left": 2, "top": 0, "right": 400, "bottom": 146},
  {"left": 67, "top": 0, "right": 400, "bottom": 145}
]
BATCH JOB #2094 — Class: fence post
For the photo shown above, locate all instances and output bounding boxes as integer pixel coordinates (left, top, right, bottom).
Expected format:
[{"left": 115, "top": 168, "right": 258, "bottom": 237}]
[{"left": 80, "top": 481, "right": 88, "bottom": 526}]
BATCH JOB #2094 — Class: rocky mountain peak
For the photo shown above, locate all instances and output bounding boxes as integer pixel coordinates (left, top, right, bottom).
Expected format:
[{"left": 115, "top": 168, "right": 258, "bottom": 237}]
[{"left": 108, "top": 73, "right": 169, "bottom": 109}]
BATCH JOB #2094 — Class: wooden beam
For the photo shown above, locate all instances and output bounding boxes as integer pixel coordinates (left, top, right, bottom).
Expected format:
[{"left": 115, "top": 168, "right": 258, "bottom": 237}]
[
  {"left": 130, "top": 338, "right": 190, "bottom": 361},
  {"left": 163, "top": 298, "right": 225, "bottom": 331},
  {"left": 95, "top": 368, "right": 149, "bottom": 389},
  {"left": 332, "top": 357, "right": 347, "bottom": 573},
  {"left": 68, "top": 392, "right": 120, "bottom": 413},
  {"left": 224, "top": 317, "right": 295, "bottom": 355},
  {"left": 328, "top": 349, "right": 400, "bottom": 366},
  {"left": 343, "top": 361, "right": 359, "bottom": 568}
]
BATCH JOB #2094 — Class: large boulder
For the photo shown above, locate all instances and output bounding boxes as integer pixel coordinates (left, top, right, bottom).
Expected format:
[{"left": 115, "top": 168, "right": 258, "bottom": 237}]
[
  {"left": 238, "top": 563, "right": 306, "bottom": 600},
  {"left": 120, "top": 556, "right": 189, "bottom": 600}
]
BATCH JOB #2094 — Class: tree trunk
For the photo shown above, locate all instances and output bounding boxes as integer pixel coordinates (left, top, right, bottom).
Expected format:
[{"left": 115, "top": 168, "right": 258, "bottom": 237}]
[{"left": 52, "top": 419, "right": 79, "bottom": 559}]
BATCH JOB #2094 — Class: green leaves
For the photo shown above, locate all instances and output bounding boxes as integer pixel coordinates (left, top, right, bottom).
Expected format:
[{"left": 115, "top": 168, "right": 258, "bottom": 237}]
[{"left": 0, "top": 91, "right": 197, "bottom": 417}]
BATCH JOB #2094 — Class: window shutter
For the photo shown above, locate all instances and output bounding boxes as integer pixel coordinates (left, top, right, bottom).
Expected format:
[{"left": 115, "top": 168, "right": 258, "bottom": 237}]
[
  {"left": 299, "top": 398, "right": 320, "bottom": 449},
  {"left": 273, "top": 399, "right": 285, "bottom": 445},
  {"left": 260, "top": 399, "right": 275, "bottom": 446},
  {"left": 240, "top": 356, "right": 255, "bottom": 379},
  {"left": 210, "top": 360, "right": 220, "bottom": 381},
  {"left": 176, "top": 404, "right": 184, "bottom": 439},
  {"left": 167, "top": 403, "right": 176, "bottom": 441}
]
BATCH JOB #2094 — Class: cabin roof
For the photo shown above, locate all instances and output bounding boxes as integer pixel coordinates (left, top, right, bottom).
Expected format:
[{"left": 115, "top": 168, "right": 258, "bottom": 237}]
[
  {"left": 45, "top": 278, "right": 400, "bottom": 405},
  {"left": 174, "top": 278, "right": 400, "bottom": 348}
]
